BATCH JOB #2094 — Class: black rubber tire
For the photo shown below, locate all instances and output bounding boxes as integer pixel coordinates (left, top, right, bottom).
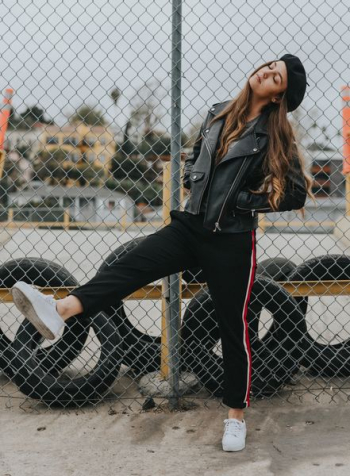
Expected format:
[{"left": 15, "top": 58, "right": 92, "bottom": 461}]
[
  {"left": 287, "top": 254, "right": 350, "bottom": 377},
  {"left": 11, "top": 313, "right": 123, "bottom": 407},
  {"left": 97, "top": 237, "right": 161, "bottom": 375},
  {"left": 180, "top": 257, "right": 298, "bottom": 356},
  {"left": 0, "top": 335, "right": 14, "bottom": 377},
  {"left": 256, "top": 257, "right": 297, "bottom": 281},
  {"left": 253, "top": 257, "right": 299, "bottom": 343},
  {"left": 0, "top": 258, "right": 89, "bottom": 377},
  {"left": 180, "top": 275, "right": 306, "bottom": 398}
]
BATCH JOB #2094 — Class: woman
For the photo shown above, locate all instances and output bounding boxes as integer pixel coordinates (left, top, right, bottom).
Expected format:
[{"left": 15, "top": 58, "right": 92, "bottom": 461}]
[{"left": 11, "top": 53, "right": 314, "bottom": 452}]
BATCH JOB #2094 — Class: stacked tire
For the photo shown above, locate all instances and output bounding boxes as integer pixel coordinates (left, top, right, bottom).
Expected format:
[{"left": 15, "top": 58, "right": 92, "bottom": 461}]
[
  {"left": 286, "top": 254, "right": 350, "bottom": 378},
  {"left": 3, "top": 247, "right": 349, "bottom": 406},
  {"left": 180, "top": 274, "right": 306, "bottom": 398},
  {"left": 0, "top": 257, "right": 123, "bottom": 407}
]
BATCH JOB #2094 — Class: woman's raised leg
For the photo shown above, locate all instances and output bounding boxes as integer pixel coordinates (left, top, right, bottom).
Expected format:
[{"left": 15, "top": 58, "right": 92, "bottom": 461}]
[{"left": 12, "top": 216, "right": 199, "bottom": 339}]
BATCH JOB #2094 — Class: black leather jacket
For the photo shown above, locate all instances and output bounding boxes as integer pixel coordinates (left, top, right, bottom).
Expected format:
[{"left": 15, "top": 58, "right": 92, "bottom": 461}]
[{"left": 182, "top": 100, "right": 307, "bottom": 233}]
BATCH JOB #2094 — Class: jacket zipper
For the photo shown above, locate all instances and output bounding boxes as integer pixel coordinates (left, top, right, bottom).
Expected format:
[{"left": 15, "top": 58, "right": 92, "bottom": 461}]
[
  {"left": 236, "top": 204, "right": 272, "bottom": 213},
  {"left": 213, "top": 156, "right": 249, "bottom": 232},
  {"left": 195, "top": 135, "right": 214, "bottom": 213},
  {"left": 231, "top": 136, "right": 268, "bottom": 220}
]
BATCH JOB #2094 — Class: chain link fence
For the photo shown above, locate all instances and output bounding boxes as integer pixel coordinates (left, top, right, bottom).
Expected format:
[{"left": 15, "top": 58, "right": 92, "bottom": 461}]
[{"left": 1, "top": 0, "right": 350, "bottom": 412}]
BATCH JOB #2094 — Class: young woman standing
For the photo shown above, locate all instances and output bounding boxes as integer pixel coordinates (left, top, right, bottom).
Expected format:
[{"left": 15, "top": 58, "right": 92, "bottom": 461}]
[{"left": 11, "top": 53, "right": 313, "bottom": 452}]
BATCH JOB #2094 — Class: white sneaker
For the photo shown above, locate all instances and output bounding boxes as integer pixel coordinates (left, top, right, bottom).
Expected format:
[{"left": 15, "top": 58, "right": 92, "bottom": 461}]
[
  {"left": 11, "top": 281, "right": 65, "bottom": 340},
  {"left": 222, "top": 418, "right": 247, "bottom": 452}
]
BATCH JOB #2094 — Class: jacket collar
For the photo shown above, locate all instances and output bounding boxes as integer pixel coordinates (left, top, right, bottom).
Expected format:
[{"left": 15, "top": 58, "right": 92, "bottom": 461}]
[
  {"left": 203, "top": 101, "right": 269, "bottom": 164},
  {"left": 254, "top": 111, "right": 269, "bottom": 135},
  {"left": 209, "top": 100, "right": 269, "bottom": 135}
]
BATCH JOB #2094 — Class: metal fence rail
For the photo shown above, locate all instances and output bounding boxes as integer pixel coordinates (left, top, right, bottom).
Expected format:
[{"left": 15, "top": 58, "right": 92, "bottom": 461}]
[{"left": 1, "top": 0, "right": 350, "bottom": 412}]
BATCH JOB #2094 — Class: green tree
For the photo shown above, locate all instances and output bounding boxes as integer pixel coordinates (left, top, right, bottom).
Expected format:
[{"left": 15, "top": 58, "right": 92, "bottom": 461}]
[
  {"left": 2, "top": 159, "right": 25, "bottom": 193},
  {"left": 33, "top": 148, "right": 69, "bottom": 185},
  {"left": 110, "top": 87, "right": 121, "bottom": 107},
  {"left": 129, "top": 79, "right": 165, "bottom": 136},
  {"left": 15, "top": 145, "right": 31, "bottom": 160},
  {"left": 108, "top": 80, "right": 171, "bottom": 207},
  {"left": 106, "top": 178, "right": 162, "bottom": 207},
  {"left": 111, "top": 153, "right": 156, "bottom": 181},
  {"left": 9, "top": 105, "right": 54, "bottom": 130},
  {"left": 66, "top": 162, "right": 105, "bottom": 187},
  {"left": 138, "top": 133, "right": 171, "bottom": 158},
  {"left": 0, "top": 178, "right": 11, "bottom": 206},
  {"left": 69, "top": 105, "right": 107, "bottom": 126}
]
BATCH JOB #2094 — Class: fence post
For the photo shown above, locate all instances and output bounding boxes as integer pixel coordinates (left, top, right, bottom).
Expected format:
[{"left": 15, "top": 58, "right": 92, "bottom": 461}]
[
  {"left": 160, "top": 159, "right": 171, "bottom": 382},
  {"left": 166, "top": 0, "right": 183, "bottom": 409}
]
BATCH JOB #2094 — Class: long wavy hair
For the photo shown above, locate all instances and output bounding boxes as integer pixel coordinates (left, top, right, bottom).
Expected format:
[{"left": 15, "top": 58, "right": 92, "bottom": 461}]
[{"left": 206, "top": 60, "right": 316, "bottom": 218}]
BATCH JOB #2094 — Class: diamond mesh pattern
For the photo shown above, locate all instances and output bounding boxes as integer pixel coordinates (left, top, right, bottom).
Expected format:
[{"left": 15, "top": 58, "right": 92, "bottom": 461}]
[{"left": 0, "top": 0, "right": 350, "bottom": 412}]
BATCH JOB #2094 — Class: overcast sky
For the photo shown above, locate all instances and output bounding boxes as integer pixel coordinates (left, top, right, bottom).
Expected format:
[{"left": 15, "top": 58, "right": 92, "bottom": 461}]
[{"left": 0, "top": 0, "right": 349, "bottom": 148}]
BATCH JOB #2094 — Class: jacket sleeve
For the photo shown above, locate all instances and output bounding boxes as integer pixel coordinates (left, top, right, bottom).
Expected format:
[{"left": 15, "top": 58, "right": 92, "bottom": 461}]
[
  {"left": 182, "top": 122, "right": 204, "bottom": 190},
  {"left": 235, "top": 155, "right": 307, "bottom": 213}
]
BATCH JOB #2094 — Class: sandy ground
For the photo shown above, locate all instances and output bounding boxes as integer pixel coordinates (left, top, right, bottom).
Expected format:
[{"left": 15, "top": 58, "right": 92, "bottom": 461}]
[{"left": 1, "top": 397, "right": 350, "bottom": 476}]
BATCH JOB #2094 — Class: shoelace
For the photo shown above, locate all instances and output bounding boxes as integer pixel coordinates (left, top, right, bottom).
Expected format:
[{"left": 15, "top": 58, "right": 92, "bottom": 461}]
[
  {"left": 223, "top": 419, "right": 245, "bottom": 437},
  {"left": 32, "top": 286, "right": 57, "bottom": 307},
  {"left": 42, "top": 294, "right": 59, "bottom": 313},
  {"left": 45, "top": 295, "right": 57, "bottom": 306},
  {"left": 21, "top": 283, "right": 58, "bottom": 310}
]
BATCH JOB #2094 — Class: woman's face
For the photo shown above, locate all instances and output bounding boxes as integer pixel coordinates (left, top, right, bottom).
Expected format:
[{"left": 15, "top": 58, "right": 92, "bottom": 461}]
[{"left": 249, "top": 60, "right": 288, "bottom": 103}]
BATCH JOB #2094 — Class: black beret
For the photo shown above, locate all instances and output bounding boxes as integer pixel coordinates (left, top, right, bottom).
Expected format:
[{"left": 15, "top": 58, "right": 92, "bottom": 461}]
[{"left": 279, "top": 54, "right": 307, "bottom": 112}]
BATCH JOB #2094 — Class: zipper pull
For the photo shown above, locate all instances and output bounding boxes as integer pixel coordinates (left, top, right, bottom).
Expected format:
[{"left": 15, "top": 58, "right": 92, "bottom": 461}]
[
  {"left": 213, "top": 221, "right": 222, "bottom": 232},
  {"left": 252, "top": 209, "right": 255, "bottom": 217}
]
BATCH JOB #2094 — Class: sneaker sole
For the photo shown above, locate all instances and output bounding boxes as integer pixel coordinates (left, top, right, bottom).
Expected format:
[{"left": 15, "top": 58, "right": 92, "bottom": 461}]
[
  {"left": 222, "top": 443, "right": 246, "bottom": 452},
  {"left": 11, "top": 287, "right": 56, "bottom": 340}
]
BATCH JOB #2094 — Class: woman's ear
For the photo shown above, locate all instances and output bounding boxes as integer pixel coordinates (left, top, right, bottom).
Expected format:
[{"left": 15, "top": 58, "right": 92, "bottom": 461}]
[{"left": 271, "top": 96, "right": 282, "bottom": 104}]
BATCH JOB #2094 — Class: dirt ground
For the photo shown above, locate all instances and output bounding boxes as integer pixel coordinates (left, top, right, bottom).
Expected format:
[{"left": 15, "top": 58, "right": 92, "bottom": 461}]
[{"left": 1, "top": 393, "right": 350, "bottom": 476}]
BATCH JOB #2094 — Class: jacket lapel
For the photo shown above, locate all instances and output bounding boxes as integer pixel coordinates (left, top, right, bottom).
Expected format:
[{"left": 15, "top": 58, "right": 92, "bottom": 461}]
[
  {"left": 205, "top": 103, "right": 269, "bottom": 164},
  {"left": 218, "top": 133, "right": 260, "bottom": 164},
  {"left": 206, "top": 118, "right": 225, "bottom": 155}
]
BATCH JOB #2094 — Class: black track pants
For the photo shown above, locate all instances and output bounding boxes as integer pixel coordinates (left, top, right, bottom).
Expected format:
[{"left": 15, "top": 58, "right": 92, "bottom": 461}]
[{"left": 69, "top": 210, "right": 257, "bottom": 409}]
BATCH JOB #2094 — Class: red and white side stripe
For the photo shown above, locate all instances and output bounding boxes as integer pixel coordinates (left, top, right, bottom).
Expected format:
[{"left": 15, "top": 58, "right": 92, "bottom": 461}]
[{"left": 241, "top": 229, "right": 257, "bottom": 407}]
